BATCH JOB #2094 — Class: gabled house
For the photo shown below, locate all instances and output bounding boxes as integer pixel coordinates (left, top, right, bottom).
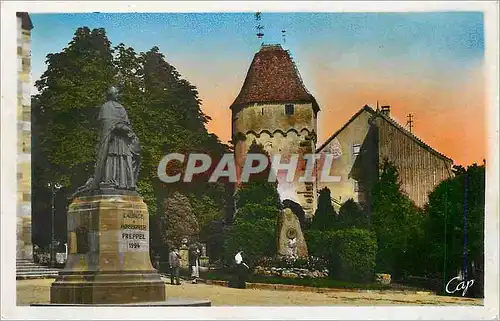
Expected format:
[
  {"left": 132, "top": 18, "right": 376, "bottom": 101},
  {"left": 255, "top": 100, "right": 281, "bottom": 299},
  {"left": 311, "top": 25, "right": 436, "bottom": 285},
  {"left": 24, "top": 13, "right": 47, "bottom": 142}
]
[{"left": 316, "top": 105, "right": 453, "bottom": 211}]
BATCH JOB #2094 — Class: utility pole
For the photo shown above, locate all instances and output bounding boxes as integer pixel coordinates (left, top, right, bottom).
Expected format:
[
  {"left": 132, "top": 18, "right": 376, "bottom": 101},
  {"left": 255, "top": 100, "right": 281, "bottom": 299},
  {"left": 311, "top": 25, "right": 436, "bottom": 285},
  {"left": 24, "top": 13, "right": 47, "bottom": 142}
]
[
  {"left": 406, "top": 114, "right": 414, "bottom": 133},
  {"left": 463, "top": 173, "right": 469, "bottom": 281}
]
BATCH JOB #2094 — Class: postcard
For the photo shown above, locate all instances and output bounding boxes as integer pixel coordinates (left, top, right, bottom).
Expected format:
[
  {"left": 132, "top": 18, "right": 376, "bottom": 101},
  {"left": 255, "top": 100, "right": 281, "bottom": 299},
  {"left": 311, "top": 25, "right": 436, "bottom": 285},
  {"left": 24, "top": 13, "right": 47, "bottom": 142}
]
[{"left": 1, "top": 1, "right": 498, "bottom": 320}]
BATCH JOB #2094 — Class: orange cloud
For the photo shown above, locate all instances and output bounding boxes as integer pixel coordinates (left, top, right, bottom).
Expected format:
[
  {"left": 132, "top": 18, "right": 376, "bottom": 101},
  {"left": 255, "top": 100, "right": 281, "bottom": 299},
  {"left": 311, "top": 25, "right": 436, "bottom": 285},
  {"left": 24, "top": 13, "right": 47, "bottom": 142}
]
[{"left": 310, "top": 62, "right": 486, "bottom": 166}]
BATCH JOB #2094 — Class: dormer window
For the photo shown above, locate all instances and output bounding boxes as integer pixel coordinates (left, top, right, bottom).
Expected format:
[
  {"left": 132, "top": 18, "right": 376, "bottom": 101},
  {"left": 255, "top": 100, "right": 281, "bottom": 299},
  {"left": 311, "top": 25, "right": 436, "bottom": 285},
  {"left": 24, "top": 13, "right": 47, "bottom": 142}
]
[{"left": 285, "top": 104, "right": 295, "bottom": 115}]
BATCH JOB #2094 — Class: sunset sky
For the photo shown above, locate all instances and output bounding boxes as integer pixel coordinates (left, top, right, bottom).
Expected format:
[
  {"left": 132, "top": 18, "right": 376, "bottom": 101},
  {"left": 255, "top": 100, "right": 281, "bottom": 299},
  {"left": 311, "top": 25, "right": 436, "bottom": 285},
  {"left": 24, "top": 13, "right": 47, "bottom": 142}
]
[{"left": 30, "top": 12, "right": 485, "bottom": 166}]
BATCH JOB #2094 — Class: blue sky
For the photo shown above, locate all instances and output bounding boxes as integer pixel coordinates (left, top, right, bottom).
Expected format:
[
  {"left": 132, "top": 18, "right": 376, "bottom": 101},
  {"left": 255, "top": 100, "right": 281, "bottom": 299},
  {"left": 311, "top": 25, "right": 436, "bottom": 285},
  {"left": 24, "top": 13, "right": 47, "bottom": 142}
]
[{"left": 31, "top": 12, "right": 484, "bottom": 87}]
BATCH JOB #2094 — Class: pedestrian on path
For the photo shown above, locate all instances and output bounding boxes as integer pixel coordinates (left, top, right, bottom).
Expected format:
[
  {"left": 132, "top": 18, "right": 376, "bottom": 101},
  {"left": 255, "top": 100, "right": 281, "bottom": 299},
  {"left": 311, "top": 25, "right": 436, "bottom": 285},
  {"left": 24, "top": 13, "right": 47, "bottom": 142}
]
[
  {"left": 189, "top": 244, "right": 201, "bottom": 284},
  {"left": 169, "top": 247, "right": 181, "bottom": 285},
  {"left": 233, "top": 250, "right": 249, "bottom": 289}
]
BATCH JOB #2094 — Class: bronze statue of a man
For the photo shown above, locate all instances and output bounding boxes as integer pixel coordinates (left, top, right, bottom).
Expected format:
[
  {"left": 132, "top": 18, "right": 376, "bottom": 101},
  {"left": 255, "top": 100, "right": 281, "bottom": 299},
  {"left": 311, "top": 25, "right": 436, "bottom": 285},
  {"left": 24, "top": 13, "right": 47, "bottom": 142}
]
[{"left": 76, "top": 86, "right": 141, "bottom": 196}]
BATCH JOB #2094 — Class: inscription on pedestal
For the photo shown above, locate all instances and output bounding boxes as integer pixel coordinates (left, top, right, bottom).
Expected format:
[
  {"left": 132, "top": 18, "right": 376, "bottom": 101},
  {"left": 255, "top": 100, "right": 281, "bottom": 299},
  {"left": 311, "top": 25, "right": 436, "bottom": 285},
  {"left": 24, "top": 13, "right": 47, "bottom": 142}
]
[{"left": 119, "top": 212, "right": 148, "bottom": 253}]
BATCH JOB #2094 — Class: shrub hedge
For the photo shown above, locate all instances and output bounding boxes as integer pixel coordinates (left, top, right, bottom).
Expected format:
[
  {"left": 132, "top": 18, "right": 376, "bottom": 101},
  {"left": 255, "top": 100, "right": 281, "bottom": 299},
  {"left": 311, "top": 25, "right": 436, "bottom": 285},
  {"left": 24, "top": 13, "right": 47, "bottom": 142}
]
[
  {"left": 304, "top": 228, "right": 377, "bottom": 283},
  {"left": 223, "top": 218, "right": 276, "bottom": 266}
]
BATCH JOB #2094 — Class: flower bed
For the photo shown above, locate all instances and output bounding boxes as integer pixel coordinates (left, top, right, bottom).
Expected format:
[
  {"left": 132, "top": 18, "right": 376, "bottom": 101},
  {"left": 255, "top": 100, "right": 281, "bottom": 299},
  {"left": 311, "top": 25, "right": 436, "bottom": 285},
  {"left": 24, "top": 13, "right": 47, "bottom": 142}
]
[
  {"left": 253, "top": 265, "right": 328, "bottom": 279},
  {"left": 253, "top": 256, "right": 329, "bottom": 279}
]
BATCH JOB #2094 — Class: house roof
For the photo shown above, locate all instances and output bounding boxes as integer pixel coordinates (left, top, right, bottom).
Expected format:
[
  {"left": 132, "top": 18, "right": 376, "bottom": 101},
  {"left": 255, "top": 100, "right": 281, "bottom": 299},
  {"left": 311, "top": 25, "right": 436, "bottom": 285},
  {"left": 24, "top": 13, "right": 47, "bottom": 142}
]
[
  {"left": 230, "top": 44, "right": 319, "bottom": 113},
  {"left": 16, "top": 12, "right": 33, "bottom": 31},
  {"left": 316, "top": 105, "right": 373, "bottom": 152},
  {"left": 316, "top": 105, "right": 453, "bottom": 163}
]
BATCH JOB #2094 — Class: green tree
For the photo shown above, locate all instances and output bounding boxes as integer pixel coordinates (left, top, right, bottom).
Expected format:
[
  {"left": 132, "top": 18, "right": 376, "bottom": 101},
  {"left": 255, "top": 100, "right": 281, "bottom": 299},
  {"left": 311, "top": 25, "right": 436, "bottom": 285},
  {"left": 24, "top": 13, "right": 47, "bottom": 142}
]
[
  {"left": 224, "top": 142, "right": 281, "bottom": 265},
  {"left": 423, "top": 163, "right": 485, "bottom": 296},
  {"left": 160, "top": 192, "right": 200, "bottom": 249},
  {"left": 335, "top": 198, "right": 370, "bottom": 229},
  {"left": 310, "top": 187, "right": 337, "bottom": 230},
  {"left": 137, "top": 46, "right": 229, "bottom": 223},
  {"left": 32, "top": 27, "right": 117, "bottom": 246},
  {"left": 34, "top": 27, "right": 116, "bottom": 189},
  {"left": 32, "top": 27, "right": 232, "bottom": 255},
  {"left": 371, "top": 159, "right": 423, "bottom": 278}
]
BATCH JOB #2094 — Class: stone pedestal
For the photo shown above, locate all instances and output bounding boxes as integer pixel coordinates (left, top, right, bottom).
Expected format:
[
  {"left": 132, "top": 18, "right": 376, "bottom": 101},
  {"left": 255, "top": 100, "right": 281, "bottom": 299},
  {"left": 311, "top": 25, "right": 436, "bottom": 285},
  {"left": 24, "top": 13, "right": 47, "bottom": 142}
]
[{"left": 50, "top": 194, "right": 165, "bottom": 304}]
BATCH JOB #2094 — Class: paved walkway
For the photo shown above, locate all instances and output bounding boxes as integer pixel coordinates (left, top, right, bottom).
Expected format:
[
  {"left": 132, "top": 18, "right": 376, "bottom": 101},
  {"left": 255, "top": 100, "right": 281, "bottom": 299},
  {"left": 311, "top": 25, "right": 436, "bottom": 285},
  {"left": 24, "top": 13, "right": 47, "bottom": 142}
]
[{"left": 16, "top": 278, "right": 482, "bottom": 306}]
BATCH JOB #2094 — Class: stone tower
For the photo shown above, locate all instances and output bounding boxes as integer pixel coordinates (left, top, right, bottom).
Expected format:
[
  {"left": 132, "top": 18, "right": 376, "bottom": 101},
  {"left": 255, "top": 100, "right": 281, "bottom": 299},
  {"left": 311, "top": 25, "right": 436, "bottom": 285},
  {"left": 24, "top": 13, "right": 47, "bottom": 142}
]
[{"left": 230, "top": 44, "right": 320, "bottom": 218}]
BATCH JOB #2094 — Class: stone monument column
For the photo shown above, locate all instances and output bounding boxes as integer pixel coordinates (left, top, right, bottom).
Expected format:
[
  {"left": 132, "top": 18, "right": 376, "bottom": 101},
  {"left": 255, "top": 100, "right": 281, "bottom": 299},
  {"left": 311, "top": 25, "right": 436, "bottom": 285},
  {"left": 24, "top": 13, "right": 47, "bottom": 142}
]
[
  {"left": 276, "top": 208, "right": 308, "bottom": 258},
  {"left": 50, "top": 87, "right": 165, "bottom": 304}
]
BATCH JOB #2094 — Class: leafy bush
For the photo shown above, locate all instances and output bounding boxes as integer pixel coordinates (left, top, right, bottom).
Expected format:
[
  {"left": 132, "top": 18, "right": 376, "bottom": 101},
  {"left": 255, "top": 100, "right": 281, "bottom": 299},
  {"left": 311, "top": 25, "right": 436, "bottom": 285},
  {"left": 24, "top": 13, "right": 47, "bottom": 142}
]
[
  {"left": 303, "top": 230, "right": 331, "bottom": 258},
  {"left": 334, "top": 228, "right": 377, "bottom": 283},
  {"left": 223, "top": 218, "right": 276, "bottom": 266},
  {"left": 305, "top": 228, "right": 377, "bottom": 283},
  {"left": 336, "top": 198, "right": 370, "bottom": 229}
]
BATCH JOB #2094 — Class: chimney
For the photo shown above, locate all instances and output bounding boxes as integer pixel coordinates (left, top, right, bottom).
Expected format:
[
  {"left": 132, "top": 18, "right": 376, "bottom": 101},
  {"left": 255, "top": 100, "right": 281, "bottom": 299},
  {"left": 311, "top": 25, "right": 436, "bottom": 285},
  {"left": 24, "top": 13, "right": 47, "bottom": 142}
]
[{"left": 381, "top": 105, "right": 390, "bottom": 116}]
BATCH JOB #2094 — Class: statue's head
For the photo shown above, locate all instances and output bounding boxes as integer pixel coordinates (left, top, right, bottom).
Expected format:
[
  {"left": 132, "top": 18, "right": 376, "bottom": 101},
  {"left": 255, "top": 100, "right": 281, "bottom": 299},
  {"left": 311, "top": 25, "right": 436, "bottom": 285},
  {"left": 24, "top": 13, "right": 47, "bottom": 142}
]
[{"left": 106, "top": 86, "right": 120, "bottom": 101}]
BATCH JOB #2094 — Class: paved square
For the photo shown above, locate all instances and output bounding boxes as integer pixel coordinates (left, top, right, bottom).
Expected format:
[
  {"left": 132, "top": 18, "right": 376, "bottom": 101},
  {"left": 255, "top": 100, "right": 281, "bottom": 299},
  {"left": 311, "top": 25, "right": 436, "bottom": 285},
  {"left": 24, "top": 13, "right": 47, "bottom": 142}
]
[{"left": 16, "top": 279, "right": 482, "bottom": 306}]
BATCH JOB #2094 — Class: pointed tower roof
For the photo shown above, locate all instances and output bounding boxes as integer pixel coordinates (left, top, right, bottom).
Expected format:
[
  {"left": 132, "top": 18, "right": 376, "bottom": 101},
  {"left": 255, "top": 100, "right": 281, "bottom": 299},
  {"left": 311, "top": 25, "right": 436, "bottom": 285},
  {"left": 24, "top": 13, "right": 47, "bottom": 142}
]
[{"left": 230, "top": 44, "right": 319, "bottom": 113}]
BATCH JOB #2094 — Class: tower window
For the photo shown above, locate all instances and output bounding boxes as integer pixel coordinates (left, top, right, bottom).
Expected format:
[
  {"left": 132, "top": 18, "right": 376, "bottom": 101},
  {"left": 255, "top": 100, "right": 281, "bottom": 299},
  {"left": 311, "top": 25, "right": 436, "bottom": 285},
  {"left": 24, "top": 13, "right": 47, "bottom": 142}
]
[
  {"left": 261, "top": 108, "right": 264, "bottom": 115},
  {"left": 352, "top": 143, "right": 361, "bottom": 156},
  {"left": 285, "top": 104, "right": 295, "bottom": 115}
]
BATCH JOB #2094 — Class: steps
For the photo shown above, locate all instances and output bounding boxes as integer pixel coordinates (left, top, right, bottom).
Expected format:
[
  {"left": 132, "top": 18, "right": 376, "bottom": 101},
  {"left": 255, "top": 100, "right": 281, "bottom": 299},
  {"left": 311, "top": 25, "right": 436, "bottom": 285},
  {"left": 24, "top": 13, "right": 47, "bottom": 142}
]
[{"left": 16, "top": 259, "right": 61, "bottom": 280}]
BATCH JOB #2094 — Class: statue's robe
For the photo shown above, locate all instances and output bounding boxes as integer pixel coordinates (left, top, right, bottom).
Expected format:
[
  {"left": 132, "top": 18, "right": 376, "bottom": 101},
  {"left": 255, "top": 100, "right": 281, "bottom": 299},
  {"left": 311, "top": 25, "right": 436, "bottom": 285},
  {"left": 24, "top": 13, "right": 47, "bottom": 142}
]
[{"left": 91, "top": 100, "right": 138, "bottom": 190}]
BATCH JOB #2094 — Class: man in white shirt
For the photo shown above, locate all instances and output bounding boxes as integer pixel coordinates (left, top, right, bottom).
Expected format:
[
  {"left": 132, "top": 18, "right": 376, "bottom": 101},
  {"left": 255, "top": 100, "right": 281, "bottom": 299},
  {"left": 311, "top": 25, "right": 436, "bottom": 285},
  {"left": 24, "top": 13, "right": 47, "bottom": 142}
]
[
  {"left": 234, "top": 251, "right": 243, "bottom": 265},
  {"left": 234, "top": 250, "right": 249, "bottom": 288}
]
